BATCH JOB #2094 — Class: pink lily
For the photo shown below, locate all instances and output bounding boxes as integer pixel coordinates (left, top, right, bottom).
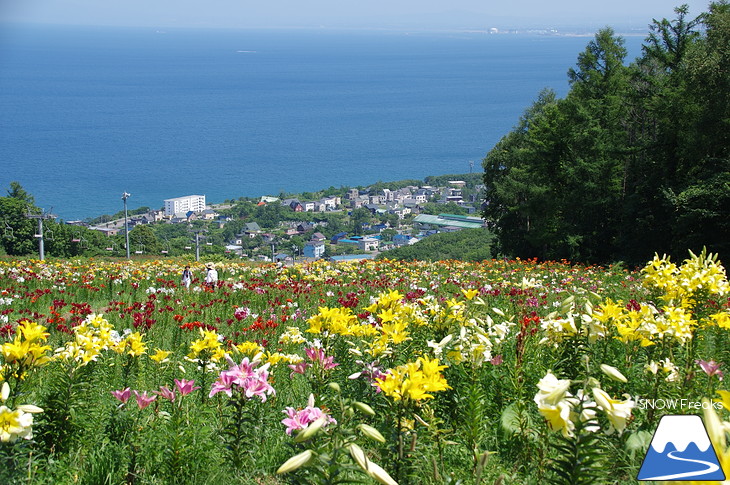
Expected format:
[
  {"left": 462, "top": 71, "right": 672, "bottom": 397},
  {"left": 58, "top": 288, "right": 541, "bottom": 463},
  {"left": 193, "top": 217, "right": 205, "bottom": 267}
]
[
  {"left": 111, "top": 387, "right": 131, "bottom": 404},
  {"left": 155, "top": 385, "right": 176, "bottom": 402},
  {"left": 288, "top": 361, "right": 310, "bottom": 377},
  {"left": 243, "top": 376, "right": 276, "bottom": 402},
  {"left": 133, "top": 390, "right": 157, "bottom": 410},
  {"left": 209, "top": 371, "right": 237, "bottom": 398},
  {"left": 696, "top": 360, "right": 724, "bottom": 381},
  {"left": 174, "top": 379, "right": 201, "bottom": 396}
]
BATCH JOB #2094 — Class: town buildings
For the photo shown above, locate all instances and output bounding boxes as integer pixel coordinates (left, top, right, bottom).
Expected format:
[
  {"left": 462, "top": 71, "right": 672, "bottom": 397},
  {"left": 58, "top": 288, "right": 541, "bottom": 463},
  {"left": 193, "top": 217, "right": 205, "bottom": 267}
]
[{"left": 163, "top": 195, "right": 206, "bottom": 217}]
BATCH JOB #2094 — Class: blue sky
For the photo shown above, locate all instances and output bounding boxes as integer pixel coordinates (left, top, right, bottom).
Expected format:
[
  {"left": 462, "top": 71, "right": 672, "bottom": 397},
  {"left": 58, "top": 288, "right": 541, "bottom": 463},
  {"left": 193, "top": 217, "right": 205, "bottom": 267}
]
[{"left": 0, "top": 0, "right": 711, "bottom": 30}]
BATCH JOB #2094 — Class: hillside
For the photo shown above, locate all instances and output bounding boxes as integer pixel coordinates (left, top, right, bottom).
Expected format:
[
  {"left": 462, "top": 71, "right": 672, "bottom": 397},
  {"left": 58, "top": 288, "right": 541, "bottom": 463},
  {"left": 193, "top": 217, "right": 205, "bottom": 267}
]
[{"left": 379, "top": 228, "right": 494, "bottom": 262}]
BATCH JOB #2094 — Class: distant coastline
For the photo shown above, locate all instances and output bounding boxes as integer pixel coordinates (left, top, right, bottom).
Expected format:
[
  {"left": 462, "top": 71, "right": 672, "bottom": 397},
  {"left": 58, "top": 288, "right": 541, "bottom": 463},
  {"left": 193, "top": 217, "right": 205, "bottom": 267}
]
[{"left": 1, "top": 27, "right": 646, "bottom": 221}]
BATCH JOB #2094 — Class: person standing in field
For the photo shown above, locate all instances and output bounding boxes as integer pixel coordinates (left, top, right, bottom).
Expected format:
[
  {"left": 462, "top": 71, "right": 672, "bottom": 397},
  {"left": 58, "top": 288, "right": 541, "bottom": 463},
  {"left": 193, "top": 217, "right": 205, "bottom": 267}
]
[
  {"left": 204, "top": 263, "right": 218, "bottom": 289},
  {"left": 181, "top": 265, "right": 193, "bottom": 290}
]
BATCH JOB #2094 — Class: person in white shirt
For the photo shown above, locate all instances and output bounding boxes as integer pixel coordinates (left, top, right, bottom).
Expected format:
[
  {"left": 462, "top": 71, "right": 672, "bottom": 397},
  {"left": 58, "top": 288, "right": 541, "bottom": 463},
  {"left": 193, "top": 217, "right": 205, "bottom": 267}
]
[{"left": 204, "top": 263, "right": 218, "bottom": 288}]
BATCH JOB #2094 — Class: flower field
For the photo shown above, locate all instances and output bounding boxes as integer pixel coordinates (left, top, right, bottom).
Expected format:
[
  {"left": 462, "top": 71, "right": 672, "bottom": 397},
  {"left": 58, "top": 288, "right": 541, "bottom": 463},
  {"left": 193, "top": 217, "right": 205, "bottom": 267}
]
[{"left": 1, "top": 252, "right": 729, "bottom": 484}]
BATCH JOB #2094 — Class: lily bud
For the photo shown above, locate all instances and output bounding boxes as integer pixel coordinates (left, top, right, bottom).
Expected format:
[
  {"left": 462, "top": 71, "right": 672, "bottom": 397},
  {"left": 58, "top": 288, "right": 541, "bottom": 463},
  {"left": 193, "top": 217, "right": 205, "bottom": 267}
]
[
  {"left": 276, "top": 450, "right": 314, "bottom": 474},
  {"left": 358, "top": 423, "right": 386, "bottom": 443}
]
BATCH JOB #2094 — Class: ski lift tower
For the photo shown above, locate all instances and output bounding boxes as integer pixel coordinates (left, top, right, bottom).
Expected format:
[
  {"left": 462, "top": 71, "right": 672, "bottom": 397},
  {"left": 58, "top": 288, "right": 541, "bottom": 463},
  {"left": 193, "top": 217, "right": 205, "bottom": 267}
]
[
  {"left": 25, "top": 208, "right": 56, "bottom": 261},
  {"left": 189, "top": 226, "right": 207, "bottom": 262},
  {"left": 122, "top": 192, "right": 131, "bottom": 259}
]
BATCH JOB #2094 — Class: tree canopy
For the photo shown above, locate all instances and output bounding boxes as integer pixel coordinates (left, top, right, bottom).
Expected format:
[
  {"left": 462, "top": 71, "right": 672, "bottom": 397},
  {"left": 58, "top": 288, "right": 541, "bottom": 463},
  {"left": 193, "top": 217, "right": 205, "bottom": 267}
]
[{"left": 482, "top": 3, "right": 730, "bottom": 265}]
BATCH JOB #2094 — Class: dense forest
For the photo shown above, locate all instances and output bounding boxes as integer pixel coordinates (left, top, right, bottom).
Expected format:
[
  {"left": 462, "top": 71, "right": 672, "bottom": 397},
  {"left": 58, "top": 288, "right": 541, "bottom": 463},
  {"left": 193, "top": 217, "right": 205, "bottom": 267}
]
[{"left": 482, "top": 2, "right": 730, "bottom": 265}]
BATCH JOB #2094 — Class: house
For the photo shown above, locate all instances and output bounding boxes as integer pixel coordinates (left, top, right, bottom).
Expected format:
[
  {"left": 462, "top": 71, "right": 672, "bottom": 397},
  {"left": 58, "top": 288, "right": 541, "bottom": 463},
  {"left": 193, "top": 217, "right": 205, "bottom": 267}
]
[
  {"left": 331, "top": 232, "right": 348, "bottom": 244},
  {"left": 303, "top": 241, "right": 326, "bottom": 259},
  {"left": 89, "top": 226, "right": 119, "bottom": 237},
  {"left": 200, "top": 209, "right": 219, "bottom": 220},
  {"left": 170, "top": 212, "right": 191, "bottom": 224},
  {"left": 321, "top": 196, "right": 341, "bottom": 209},
  {"left": 225, "top": 244, "right": 243, "bottom": 256},
  {"left": 243, "top": 222, "right": 262, "bottom": 235},
  {"left": 413, "top": 189, "right": 429, "bottom": 204},
  {"left": 281, "top": 199, "right": 304, "bottom": 212},
  {"left": 363, "top": 204, "right": 380, "bottom": 214},
  {"left": 259, "top": 196, "right": 280, "bottom": 205},
  {"left": 144, "top": 210, "right": 165, "bottom": 222},
  {"left": 338, "top": 236, "right": 378, "bottom": 252},
  {"left": 393, "top": 234, "right": 419, "bottom": 246},
  {"left": 302, "top": 201, "right": 316, "bottom": 212},
  {"left": 275, "top": 253, "right": 292, "bottom": 263},
  {"left": 130, "top": 215, "right": 151, "bottom": 225},
  {"left": 357, "top": 237, "right": 380, "bottom": 252},
  {"left": 347, "top": 188, "right": 359, "bottom": 200},
  {"left": 393, "top": 189, "right": 411, "bottom": 204},
  {"left": 311, "top": 232, "right": 326, "bottom": 242},
  {"left": 379, "top": 241, "right": 395, "bottom": 251},
  {"left": 389, "top": 207, "right": 411, "bottom": 219},
  {"left": 297, "top": 222, "right": 315, "bottom": 233}
]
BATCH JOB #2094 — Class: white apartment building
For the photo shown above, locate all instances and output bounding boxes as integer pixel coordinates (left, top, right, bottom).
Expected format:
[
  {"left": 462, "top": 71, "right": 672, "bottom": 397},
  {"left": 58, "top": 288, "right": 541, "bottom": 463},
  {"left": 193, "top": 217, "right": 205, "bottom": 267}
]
[{"left": 164, "top": 195, "right": 206, "bottom": 216}]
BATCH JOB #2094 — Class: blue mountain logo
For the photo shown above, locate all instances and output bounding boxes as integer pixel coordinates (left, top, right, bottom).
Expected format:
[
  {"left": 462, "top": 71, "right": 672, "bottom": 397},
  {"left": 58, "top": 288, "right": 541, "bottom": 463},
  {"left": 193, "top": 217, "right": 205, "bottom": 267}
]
[{"left": 638, "top": 414, "right": 726, "bottom": 481}]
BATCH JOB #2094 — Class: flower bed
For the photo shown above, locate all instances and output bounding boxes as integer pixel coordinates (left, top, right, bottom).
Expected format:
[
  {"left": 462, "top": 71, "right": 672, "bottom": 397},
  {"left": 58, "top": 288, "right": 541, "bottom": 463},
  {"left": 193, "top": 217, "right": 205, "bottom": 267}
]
[{"left": 0, "top": 252, "right": 728, "bottom": 484}]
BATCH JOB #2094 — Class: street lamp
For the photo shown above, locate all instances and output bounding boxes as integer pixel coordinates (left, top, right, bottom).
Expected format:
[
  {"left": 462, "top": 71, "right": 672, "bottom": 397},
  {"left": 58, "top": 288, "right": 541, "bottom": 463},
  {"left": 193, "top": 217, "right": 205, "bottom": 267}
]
[{"left": 122, "top": 192, "right": 131, "bottom": 259}]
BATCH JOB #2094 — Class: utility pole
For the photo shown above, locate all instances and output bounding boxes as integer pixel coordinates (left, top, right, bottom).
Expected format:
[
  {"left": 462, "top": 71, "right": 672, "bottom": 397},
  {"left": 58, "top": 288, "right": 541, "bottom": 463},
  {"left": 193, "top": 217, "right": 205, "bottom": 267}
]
[
  {"left": 122, "top": 192, "right": 131, "bottom": 259},
  {"left": 25, "top": 208, "right": 56, "bottom": 261},
  {"left": 190, "top": 226, "right": 206, "bottom": 262}
]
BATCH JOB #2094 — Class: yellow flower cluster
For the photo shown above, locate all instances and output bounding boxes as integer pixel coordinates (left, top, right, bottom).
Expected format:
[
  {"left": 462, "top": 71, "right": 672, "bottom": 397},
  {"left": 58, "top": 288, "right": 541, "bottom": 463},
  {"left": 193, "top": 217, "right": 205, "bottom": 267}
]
[
  {"left": 235, "top": 341, "right": 264, "bottom": 356},
  {"left": 643, "top": 251, "right": 730, "bottom": 308},
  {"left": 278, "top": 326, "right": 307, "bottom": 345},
  {"left": 54, "top": 314, "right": 147, "bottom": 365},
  {"left": 375, "top": 356, "right": 450, "bottom": 402},
  {"left": 306, "top": 306, "right": 373, "bottom": 337},
  {"left": 149, "top": 348, "right": 171, "bottom": 363},
  {"left": 188, "top": 328, "right": 225, "bottom": 362},
  {"left": 262, "top": 351, "right": 304, "bottom": 366},
  {"left": 1, "top": 320, "right": 51, "bottom": 380},
  {"left": 577, "top": 252, "right": 730, "bottom": 348},
  {"left": 306, "top": 290, "right": 430, "bottom": 358},
  {"left": 110, "top": 331, "right": 147, "bottom": 357}
]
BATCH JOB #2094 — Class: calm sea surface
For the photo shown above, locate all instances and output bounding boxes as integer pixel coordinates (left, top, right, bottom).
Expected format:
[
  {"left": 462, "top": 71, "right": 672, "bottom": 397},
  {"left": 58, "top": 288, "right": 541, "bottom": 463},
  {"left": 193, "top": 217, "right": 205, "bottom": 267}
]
[{"left": 0, "top": 25, "right": 644, "bottom": 220}]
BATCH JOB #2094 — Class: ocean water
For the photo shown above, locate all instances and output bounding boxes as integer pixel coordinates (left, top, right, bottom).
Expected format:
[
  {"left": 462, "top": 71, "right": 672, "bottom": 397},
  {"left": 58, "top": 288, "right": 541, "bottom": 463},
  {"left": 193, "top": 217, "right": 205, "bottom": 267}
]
[{"left": 0, "top": 25, "right": 645, "bottom": 220}]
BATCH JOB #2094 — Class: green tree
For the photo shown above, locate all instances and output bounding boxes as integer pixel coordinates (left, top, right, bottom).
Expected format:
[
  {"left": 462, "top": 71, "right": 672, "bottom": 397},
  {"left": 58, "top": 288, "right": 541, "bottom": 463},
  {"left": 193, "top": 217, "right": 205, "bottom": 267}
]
[
  {"left": 128, "top": 225, "right": 160, "bottom": 255},
  {"left": 7, "top": 181, "right": 35, "bottom": 204},
  {"left": 0, "top": 183, "right": 39, "bottom": 256},
  {"left": 350, "top": 208, "right": 371, "bottom": 236}
]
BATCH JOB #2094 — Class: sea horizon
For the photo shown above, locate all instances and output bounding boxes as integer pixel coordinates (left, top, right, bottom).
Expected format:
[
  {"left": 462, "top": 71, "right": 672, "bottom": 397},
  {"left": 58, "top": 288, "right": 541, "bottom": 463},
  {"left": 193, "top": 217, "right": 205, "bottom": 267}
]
[{"left": 0, "top": 25, "right": 645, "bottom": 220}]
